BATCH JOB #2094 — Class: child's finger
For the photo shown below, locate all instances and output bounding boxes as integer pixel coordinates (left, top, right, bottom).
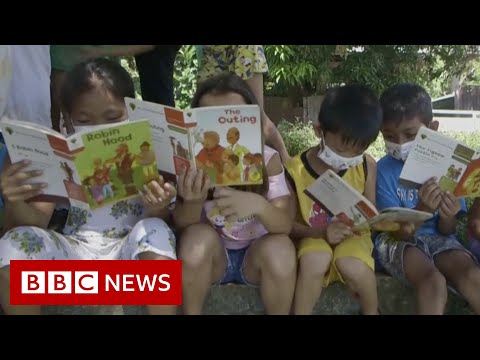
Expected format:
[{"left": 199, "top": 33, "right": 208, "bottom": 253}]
[
  {"left": 192, "top": 169, "right": 204, "bottom": 194},
  {"left": 8, "top": 189, "right": 44, "bottom": 202},
  {"left": 3, "top": 159, "right": 32, "bottom": 177}
]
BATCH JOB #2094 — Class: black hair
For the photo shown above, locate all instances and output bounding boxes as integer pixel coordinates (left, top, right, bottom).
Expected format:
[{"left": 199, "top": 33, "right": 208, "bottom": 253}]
[
  {"left": 60, "top": 58, "right": 135, "bottom": 115},
  {"left": 192, "top": 72, "right": 259, "bottom": 107},
  {"left": 380, "top": 83, "right": 433, "bottom": 126},
  {"left": 318, "top": 84, "right": 382, "bottom": 149}
]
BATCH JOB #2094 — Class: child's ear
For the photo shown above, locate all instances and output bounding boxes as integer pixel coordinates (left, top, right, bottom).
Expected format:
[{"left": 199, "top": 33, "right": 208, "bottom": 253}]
[{"left": 429, "top": 120, "right": 439, "bottom": 131}]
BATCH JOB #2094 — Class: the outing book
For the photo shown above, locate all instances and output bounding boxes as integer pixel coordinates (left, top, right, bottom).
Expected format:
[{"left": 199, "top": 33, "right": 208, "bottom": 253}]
[
  {"left": 399, "top": 127, "right": 480, "bottom": 198},
  {"left": 304, "top": 169, "right": 433, "bottom": 232},
  {"left": 126, "top": 97, "right": 264, "bottom": 187},
  {"left": 0, "top": 118, "right": 159, "bottom": 210}
]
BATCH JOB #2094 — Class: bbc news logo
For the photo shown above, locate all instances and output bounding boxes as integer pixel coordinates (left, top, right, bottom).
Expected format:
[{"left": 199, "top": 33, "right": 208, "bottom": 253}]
[{"left": 10, "top": 260, "right": 182, "bottom": 305}]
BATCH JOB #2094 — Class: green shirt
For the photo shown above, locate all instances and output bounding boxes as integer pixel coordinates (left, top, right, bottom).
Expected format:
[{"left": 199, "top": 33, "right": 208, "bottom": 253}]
[{"left": 50, "top": 45, "right": 120, "bottom": 72}]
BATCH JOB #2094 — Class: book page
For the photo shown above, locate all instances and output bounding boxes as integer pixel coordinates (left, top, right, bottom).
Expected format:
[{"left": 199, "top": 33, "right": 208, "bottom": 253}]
[
  {"left": 188, "top": 105, "right": 263, "bottom": 187},
  {"left": 305, "top": 170, "right": 378, "bottom": 227},
  {"left": 0, "top": 119, "right": 71, "bottom": 200},
  {"left": 400, "top": 127, "right": 475, "bottom": 191},
  {"left": 67, "top": 120, "right": 158, "bottom": 210},
  {"left": 453, "top": 151, "right": 480, "bottom": 198},
  {"left": 125, "top": 98, "right": 179, "bottom": 184},
  {"left": 367, "top": 207, "right": 433, "bottom": 231}
]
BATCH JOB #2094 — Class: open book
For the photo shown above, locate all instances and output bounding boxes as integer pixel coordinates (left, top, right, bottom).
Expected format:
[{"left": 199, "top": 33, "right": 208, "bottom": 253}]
[
  {"left": 125, "top": 97, "right": 264, "bottom": 187},
  {"left": 399, "top": 127, "right": 480, "bottom": 198},
  {"left": 304, "top": 169, "right": 433, "bottom": 232},
  {"left": 0, "top": 118, "right": 159, "bottom": 210}
]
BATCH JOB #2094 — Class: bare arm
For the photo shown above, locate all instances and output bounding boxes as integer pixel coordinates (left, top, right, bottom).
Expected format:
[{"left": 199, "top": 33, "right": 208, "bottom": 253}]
[
  {"left": 254, "top": 154, "right": 292, "bottom": 234},
  {"left": 363, "top": 155, "right": 377, "bottom": 206},
  {"left": 172, "top": 198, "right": 204, "bottom": 231}
]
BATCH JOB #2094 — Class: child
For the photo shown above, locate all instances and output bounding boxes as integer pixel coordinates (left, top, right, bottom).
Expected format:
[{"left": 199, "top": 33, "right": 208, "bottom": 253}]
[
  {"left": 285, "top": 84, "right": 382, "bottom": 315},
  {"left": 0, "top": 58, "right": 177, "bottom": 315},
  {"left": 174, "top": 73, "right": 296, "bottom": 315},
  {"left": 375, "top": 83, "right": 480, "bottom": 315}
]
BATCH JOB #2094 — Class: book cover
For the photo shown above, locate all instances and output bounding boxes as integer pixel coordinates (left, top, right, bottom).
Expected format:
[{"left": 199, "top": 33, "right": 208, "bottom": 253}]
[
  {"left": 0, "top": 118, "right": 158, "bottom": 210},
  {"left": 125, "top": 98, "right": 264, "bottom": 187},
  {"left": 305, "top": 169, "right": 432, "bottom": 232},
  {"left": 188, "top": 104, "right": 263, "bottom": 186},
  {"left": 399, "top": 127, "right": 480, "bottom": 198}
]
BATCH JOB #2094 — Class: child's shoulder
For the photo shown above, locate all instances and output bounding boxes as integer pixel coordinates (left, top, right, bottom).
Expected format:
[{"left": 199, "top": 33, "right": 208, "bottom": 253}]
[{"left": 377, "top": 154, "right": 403, "bottom": 170}]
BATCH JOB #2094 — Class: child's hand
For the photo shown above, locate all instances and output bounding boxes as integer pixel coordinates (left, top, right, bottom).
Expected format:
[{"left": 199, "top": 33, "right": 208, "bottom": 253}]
[
  {"left": 326, "top": 221, "right": 353, "bottom": 245},
  {"left": 213, "top": 187, "right": 265, "bottom": 221},
  {"left": 141, "top": 178, "right": 177, "bottom": 216},
  {"left": 0, "top": 160, "right": 47, "bottom": 203},
  {"left": 392, "top": 222, "right": 417, "bottom": 242},
  {"left": 417, "top": 177, "right": 442, "bottom": 213},
  {"left": 469, "top": 218, "right": 480, "bottom": 239},
  {"left": 177, "top": 167, "right": 209, "bottom": 203},
  {"left": 438, "top": 191, "right": 461, "bottom": 219}
]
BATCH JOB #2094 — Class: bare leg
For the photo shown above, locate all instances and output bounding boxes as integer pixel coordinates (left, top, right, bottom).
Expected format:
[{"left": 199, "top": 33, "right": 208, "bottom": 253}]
[
  {"left": 0, "top": 266, "right": 41, "bottom": 315},
  {"left": 177, "top": 224, "right": 227, "bottom": 315},
  {"left": 403, "top": 247, "right": 447, "bottom": 315},
  {"left": 336, "top": 257, "right": 378, "bottom": 315},
  {"left": 435, "top": 250, "right": 480, "bottom": 314},
  {"left": 243, "top": 234, "right": 296, "bottom": 315},
  {"left": 293, "top": 251, "right": 332, "bottom": 315},
  {"left": 138, "top": 252, "right": 177, "bottom": 315}
]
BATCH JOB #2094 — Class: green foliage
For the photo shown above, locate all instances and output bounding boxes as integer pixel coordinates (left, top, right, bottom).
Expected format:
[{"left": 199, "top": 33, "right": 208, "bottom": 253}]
[
  {"left": 264, "top": 45, "right": 480, "bottom": 99},
  {"left": 173, "top": 45, "right": 198, "bottom": 109}
]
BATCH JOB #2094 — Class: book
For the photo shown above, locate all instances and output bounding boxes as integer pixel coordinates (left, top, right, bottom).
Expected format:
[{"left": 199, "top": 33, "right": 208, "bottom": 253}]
[
  {"left": 304, "top": 169, "right": 433, "bottom": 232},
  {"left": 399, "top": 127, "right": 480, "bottom": 198},
  {"left": 0, "top": 117, "right": 159, "bottom": 210},
  {"left": 125, "top": 97, "right": 264, "bottom": 187}
]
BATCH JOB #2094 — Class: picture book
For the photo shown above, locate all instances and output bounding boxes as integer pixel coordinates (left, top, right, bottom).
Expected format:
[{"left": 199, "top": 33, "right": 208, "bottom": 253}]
[
  {"left": 126, "top": 97, "right": 264, "bottom": 187},
  {"left": 0, "top": 117, "right": 159, "bottom": 210},
  {"left": 305, "top": 169, "right": 433, "bottom": 232},
  {"left": 399, "top": 127, "right": 480, "bottom": 198}
]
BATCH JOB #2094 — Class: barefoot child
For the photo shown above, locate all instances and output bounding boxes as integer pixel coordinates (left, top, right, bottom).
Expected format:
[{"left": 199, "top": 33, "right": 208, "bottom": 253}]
[
  {"left": 375, "top": 83, "right": 480, "bottom": 315},
  {"left": 285, "top": 84, "right": 382, "bottom": 315}
]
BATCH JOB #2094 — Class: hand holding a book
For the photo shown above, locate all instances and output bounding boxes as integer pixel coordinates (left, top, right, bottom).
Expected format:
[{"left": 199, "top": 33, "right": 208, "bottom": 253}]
[
  {"left": 438, "top": 191, "right": 461, "bottom": 220},
  {"left": 326, "top": 221, "right": 353, "bottom": 245},
  {"left": 141, "top": 178, "right": 177, "bottom": 217},
  {"left": 417, "top": 177, "right": 442, "bottom": 214},
  {"left": 177, "top": 167, "right": 210, "bottom": 203},
  {"left": 213, "top": 187, "right": 265, "bottom": 221},
  {"left": 0, "top": 160, "right": 47, "bottom": 203}
]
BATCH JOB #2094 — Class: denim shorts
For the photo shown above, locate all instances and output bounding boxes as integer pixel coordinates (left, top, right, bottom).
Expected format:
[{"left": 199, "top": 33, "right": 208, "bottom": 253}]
[{"left": 216, "top": 247, "right": 257, "bottom": 287}]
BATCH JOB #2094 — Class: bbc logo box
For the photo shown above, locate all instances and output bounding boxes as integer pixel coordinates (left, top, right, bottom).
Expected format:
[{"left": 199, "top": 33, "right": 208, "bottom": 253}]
[{"left": 10, "top": 260, "right": 182, "bottom": 306}]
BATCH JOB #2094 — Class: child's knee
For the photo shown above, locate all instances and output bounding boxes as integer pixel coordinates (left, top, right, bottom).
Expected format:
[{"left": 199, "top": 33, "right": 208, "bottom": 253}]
[
  {"left": 299, "top": 251, "right": 333, "bottom": 278},
  {"left": 177, "top": 224, "right": 220, "bottom": 267},
  {"left": 255, "top": 234, "right": 296, "bottom": 278},
  {"left": 336, "top": 257, "right": 374, "bottom": 283}
]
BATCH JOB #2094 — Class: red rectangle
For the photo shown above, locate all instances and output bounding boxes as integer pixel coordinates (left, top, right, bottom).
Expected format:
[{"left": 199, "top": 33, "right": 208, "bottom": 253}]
[{"left": 9, "top": 260, "right": 182, "bottom": 306}]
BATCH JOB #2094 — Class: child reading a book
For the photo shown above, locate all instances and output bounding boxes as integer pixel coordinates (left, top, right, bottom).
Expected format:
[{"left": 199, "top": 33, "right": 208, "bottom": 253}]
[
  {"left": 375, "top": 83, "right": 480, "bottom": 315},
  {"left": 173, "top": 72, "right": 296, "bottom": 315},
  {"left": 0, "top": 58, "right": 177, "bottom": 315},
  {"left": 285, "top": 84, "right": 381, "bottom": 315}
]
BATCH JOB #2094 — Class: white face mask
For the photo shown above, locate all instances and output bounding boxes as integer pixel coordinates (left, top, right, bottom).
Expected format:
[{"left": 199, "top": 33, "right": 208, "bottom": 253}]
[
  {"left": 385, "top": 140, "right": 414, "bottom": 162},
  {"left": 317, "top": 135, "right": 364, "bottom": 172}
]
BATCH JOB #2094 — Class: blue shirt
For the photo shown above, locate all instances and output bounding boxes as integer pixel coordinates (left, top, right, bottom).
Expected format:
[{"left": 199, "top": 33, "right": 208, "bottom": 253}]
[{"left": 376, "top": 154, "right": 467, "bottom": 237}]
